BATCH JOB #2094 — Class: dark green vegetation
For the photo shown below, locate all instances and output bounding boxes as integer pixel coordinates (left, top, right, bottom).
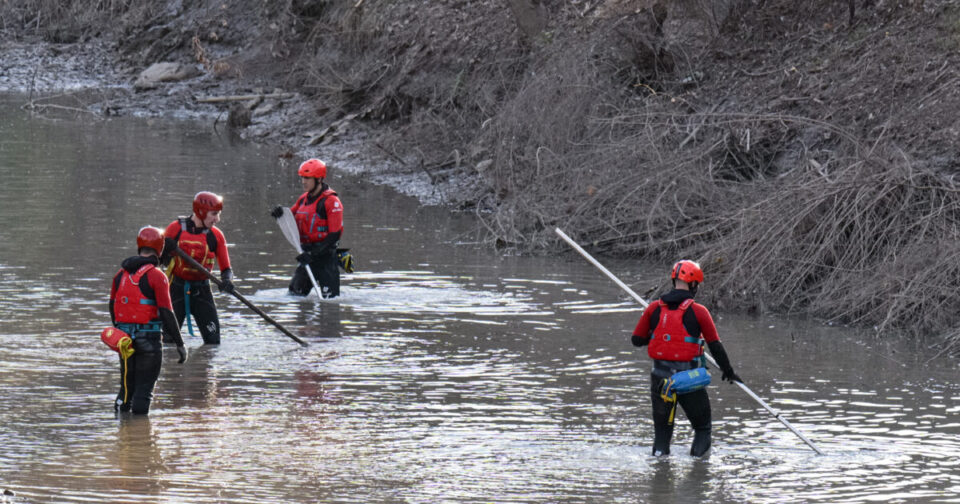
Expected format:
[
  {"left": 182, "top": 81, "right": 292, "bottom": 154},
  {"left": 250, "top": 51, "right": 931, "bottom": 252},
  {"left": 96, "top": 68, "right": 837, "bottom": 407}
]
[{"left": 2, "top": 0, "right": 959, "bottom": 350}]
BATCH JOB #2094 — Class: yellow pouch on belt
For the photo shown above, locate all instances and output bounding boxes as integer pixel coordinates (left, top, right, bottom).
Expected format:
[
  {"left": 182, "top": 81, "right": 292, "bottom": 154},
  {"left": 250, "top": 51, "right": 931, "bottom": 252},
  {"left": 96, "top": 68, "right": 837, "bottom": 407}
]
[{"left": 101, "top": 327, "right": 135, "bottom": 359}]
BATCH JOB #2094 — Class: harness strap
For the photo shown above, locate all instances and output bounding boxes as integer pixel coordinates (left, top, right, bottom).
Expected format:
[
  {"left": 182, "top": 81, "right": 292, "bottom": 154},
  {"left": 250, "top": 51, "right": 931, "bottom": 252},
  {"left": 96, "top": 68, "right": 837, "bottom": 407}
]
[
  {"left": 183, "top": 280, "right": 196, "bottom": 338},
  {"left": 659, "top": 379, "right": 679, "bottom": 425},
  {"left": 119, "top": 351, "right": 131, "bottom": 409},
  {"left": 115, "top": 322, "right": 162, "bottom": 340}
]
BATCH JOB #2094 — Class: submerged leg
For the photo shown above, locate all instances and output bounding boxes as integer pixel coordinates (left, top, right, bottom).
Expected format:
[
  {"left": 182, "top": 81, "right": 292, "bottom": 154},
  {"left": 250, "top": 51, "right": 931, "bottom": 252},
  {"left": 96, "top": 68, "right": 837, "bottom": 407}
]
[
  {"left": 288, "top": 264, "right": 314, "bottom": 296},
  {"left": 650, "top": 371, "right": 674, "bottom": 456},
  {"left": 679, "top": 388, "right": 712, "bottom": 457}
]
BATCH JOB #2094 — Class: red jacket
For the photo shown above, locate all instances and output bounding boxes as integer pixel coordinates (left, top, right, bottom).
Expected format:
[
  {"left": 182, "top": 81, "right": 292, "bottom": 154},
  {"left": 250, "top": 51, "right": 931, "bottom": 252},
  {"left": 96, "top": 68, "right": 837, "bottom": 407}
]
[
  {"left": 633, "top": 291, "right": 720, "bottom": 362},
  {"left": 164, "top": 218, "right": 231, "bottom": 281},
  {"left": 111, "top": 257, "right": 174, "bottom": 324},
  {"left": 291, "top": 187, "right": 343, "bottom": 244}
]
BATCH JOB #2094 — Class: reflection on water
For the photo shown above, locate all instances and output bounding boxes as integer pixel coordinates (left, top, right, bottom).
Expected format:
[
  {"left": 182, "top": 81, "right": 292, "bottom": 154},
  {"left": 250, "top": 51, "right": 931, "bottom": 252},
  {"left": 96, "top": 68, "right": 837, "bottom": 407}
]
[{"left": 0, "top": 96, "right": 958, "bottom": 503}]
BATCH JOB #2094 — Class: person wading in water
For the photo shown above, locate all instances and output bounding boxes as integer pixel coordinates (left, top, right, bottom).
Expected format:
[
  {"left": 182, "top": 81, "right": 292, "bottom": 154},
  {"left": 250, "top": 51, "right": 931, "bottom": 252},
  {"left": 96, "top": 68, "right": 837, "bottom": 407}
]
[
  {"left": 630, "top": 260, "right": 742, "bottom": 457},
  {"left": 271, "top": 158, "right": 344, "bottom": 299},
  {"left": 109, "top": 226, "right": 187, "bottom": 414},
  {"left": 161, "top": 191, "right": 234, "bottom": 345}
]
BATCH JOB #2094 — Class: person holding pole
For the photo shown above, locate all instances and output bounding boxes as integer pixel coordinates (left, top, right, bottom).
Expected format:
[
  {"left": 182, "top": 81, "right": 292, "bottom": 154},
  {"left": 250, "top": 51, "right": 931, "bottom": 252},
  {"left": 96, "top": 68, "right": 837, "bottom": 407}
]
[
  {"left": 160, "top": 191, "right": 234, "bottom": 345},
  {"left": 631, "top": 260, "right": 741, "bottom": 457},
  {"left": 109, "top": 226, "right": 187, "bottom": 414},
  {"left": 270, "top": 158, "right": 344, "bottom": 299}
]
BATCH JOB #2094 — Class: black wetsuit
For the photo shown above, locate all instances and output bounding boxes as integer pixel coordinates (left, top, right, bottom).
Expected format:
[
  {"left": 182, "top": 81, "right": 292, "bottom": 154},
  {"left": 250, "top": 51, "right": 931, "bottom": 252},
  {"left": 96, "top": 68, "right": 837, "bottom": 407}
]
[
  {"left": 110, "top": 255, "right": 183, "bottom": 414},
  {"left": 289, "top": 240, "right": 340, "bottom": 298},
  {"left": 633, "top": 289, "right": 737, "bottom": 457},
  {"left": 168, "top": 277, "right": 221, "bottom": 344}
]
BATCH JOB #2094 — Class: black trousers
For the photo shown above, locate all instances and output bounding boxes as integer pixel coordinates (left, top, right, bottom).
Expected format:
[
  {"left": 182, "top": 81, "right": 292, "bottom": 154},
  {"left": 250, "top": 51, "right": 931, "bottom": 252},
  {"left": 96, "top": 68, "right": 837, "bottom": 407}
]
[
  {"left": 166, "top": 277, "right": 221, "bottom": 344},
  {"left": 289, "top": 248, "right": 339, "bottom": 298},
  {"left": 649, "top": 368, "right": 712, "bottom": 456},
  {"left": 116, "top": 335, "right": 162, "bottom": 415}
]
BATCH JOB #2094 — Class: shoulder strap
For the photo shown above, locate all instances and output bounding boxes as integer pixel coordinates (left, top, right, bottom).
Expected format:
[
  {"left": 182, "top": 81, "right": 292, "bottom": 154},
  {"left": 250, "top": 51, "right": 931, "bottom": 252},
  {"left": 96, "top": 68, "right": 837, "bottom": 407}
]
[
  {"left": 206, "top": 227, "right": 218, "bottom": 253},
  {"left": 316, "top": 196, "right": 328, "bottom": 219},
  {"left": 138, "top": 267, "right": 158, "bottom": 301},
  {"left": 175, "top": 218, "right": 186, "bottom": 242},
  {"left": 131, "top": 264, "right": 155, "bottom": 283}
]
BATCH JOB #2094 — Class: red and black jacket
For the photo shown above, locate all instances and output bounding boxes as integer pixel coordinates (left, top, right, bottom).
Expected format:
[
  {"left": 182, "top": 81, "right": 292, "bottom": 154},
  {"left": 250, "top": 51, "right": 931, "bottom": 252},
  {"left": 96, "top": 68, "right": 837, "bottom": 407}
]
[
  {"left": 110, "top": 256, "right": 174, "bottom": 324},
  {"left": 164, "top": 217, "right": 231, "bottom": 282},
  {"left": 291, "top": 186, "right": 343, "bottom": 245},
  {"left": 632, "top": 289, "right": 720, "bottom": 362}
]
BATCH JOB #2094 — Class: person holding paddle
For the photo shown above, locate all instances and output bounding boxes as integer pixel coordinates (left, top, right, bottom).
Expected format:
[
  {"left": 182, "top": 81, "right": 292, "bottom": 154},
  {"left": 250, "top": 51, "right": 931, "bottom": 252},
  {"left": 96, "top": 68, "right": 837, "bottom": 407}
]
[
  {"left": 270, "top": 158, "right": 344, "bottom": 299},
  {"left": 109, "top": 226, "right": 187, "bottom": 415},
  {"left": 160, "top": 191, "right": 234, "bottom": 345},
  {"left": 631, "top": 260, "right": 742, "bottom": 457}
]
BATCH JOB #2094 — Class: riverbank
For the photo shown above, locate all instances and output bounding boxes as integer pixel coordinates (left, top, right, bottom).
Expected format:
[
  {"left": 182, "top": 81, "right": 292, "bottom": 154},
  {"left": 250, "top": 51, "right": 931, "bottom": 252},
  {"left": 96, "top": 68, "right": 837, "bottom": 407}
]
[
  {"left": 2, "top": 0, "right": 959, "bottom": 350},
  {"left": 0, "top": 38, "right": 469, "bottom": 205}
]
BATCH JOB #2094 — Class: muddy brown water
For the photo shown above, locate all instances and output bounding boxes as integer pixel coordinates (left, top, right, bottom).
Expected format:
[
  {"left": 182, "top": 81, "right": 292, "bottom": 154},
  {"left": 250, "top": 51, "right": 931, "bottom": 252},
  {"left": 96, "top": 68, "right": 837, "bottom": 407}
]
[{"left": 0, "top": 96, "right": 957, "bottom": 503}]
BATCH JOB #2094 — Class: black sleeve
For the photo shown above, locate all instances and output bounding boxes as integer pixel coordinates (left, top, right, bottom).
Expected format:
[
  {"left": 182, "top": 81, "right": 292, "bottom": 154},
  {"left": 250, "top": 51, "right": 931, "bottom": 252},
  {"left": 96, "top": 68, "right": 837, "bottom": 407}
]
[
  {"left": 109, "top": 272, "right": 121, "bottom": 325},
  {"left": 160, "top": 308, "right": 184, "bottom": 346},
  {"left": 159, "top": 237, "right": 178, "bottom": 266},
  {"left": 632, "top": 335, "right": 650, "bottom": 347},
  {"left": 707, "top": 341, "right": 734, "bottom": 373},
  {"left": 310, "top": 231, "right": 341, "bottom": 257}
]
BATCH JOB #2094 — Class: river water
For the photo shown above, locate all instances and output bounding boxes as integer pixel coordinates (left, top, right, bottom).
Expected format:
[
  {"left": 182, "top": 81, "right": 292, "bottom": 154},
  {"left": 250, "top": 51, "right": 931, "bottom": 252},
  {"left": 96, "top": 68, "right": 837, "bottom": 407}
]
[{"left": 0, "top": 96, "right": 957, "bottom": 503}]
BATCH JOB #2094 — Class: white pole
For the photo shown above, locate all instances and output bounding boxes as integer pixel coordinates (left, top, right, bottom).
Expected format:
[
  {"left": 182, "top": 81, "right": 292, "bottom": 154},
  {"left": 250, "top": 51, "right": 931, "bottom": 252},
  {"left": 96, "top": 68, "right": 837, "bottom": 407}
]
[{"left": 554, "top": 227, "right": 825, "bottom": 455}]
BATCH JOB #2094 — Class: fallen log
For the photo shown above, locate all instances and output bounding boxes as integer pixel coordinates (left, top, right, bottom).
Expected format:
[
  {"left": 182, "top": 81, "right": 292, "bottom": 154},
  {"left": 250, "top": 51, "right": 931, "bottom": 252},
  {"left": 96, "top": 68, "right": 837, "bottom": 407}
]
[{"left": 195, "top": 93, "right": 296, "bottom": 103}]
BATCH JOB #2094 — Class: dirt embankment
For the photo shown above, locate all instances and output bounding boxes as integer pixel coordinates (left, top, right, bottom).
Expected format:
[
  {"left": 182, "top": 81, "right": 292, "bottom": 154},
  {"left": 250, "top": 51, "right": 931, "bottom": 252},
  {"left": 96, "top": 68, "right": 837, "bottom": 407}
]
[{"left": 2, "top": 0, "right": 959, "bottom": 351}]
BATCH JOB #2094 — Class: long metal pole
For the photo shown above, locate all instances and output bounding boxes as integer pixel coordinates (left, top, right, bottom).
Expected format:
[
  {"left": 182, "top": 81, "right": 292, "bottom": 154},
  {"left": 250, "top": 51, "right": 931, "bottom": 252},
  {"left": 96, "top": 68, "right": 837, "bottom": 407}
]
[
  {"left": 172, "top": 247, "right": 309, "bottom": 347},
  {"left": 554, "top": 227, "right": 824, "bottom": 455}
]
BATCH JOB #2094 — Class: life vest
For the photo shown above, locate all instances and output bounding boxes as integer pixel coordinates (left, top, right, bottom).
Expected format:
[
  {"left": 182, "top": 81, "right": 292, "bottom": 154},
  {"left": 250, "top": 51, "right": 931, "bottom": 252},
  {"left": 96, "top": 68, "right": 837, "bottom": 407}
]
[
  {"left": 170, "top": 217, "right": 218, "bottom": 281},
  {"left": 294, "top": 189, "right": 339, "bottom": 244},
  {"left": 648, "top": 298, "right": 704, "bottom": 362},
  {"left": 113, "top": 264, "right": 160, "bottom": 324}
]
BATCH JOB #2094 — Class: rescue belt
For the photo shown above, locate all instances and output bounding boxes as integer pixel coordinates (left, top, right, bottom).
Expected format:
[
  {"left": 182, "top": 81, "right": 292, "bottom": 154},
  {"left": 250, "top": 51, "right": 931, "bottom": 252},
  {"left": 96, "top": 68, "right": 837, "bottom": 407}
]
[
  {"left": 660, "top": 366, "right": 712, "bottom": 425},
  {"left": 101, "top": 327, "right": 135, "bottom": 359},
  {"left": 337, "top": 248, "right": 354, "bottom": 273}
]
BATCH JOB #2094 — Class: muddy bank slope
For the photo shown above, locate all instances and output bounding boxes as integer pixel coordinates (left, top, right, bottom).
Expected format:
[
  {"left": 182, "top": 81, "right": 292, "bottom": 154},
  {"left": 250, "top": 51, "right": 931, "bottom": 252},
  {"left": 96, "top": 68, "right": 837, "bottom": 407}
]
[{"left": 2, "top": 0, "right": 959, "bottom": 348}]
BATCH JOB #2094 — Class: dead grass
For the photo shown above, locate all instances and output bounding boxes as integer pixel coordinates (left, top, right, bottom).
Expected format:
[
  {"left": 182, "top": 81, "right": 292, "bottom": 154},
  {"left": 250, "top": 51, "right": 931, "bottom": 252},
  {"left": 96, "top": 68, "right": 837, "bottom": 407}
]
[{"left": 3, "top": 0, "right": 959, "bottom": 352}]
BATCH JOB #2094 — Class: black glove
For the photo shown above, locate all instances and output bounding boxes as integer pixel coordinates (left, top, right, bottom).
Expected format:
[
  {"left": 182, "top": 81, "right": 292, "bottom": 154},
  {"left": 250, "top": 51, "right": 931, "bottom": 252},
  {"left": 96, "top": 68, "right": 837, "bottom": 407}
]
[
  {"left": 721, "top": 367, "right": 742, "bottom": 384},
  {"left": 176, "top": 345, "right": 188, "bottom": 364},
  {"left": 219, "top": 279, "right": 235, "bottom": 294},
  {"left": 270, "top": 205, "right": 284, "bottom": 218},
  {"left": 218, "top": 268, "right": 235, "bottom": 293},
  {"left": 296, "top": 251, "right": 311, "bottom": 264}
]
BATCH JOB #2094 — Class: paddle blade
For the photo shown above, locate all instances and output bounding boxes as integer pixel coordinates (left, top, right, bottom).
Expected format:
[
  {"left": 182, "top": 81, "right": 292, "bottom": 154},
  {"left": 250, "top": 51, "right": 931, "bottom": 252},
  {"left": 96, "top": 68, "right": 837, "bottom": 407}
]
[{"left": 276, "top": 207, "right": 302, "bottom": 252}]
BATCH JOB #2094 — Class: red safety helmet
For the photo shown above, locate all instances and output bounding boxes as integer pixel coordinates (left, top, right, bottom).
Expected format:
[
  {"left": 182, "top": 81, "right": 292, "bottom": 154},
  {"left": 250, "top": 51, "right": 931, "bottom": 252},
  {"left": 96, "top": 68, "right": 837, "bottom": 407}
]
[
  {"left": 193, "top": 191, "right": 224, "bottom": 220},
  {"left": 137, "top": 226, "right": 165, "bottom": 255},
  {"left": 298, "top": 158, "right": 327, "bottom": 179},
  {"left": 670, "top": 260, "right": 704, "bottom": 284}
]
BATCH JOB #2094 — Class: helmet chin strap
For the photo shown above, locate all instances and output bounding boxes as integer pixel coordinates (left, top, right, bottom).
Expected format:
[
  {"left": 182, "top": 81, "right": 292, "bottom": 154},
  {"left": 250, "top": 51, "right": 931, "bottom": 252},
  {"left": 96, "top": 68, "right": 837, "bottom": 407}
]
[{"left": 309, "top": 178, "right": 324, "bottom": 196}]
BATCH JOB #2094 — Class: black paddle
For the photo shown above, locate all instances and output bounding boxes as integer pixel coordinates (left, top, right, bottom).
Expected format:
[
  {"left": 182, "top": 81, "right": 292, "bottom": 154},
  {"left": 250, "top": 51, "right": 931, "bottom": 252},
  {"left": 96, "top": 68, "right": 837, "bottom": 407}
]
[{"left": 171, "top": 246, "right": 309, "bottom": 347}]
